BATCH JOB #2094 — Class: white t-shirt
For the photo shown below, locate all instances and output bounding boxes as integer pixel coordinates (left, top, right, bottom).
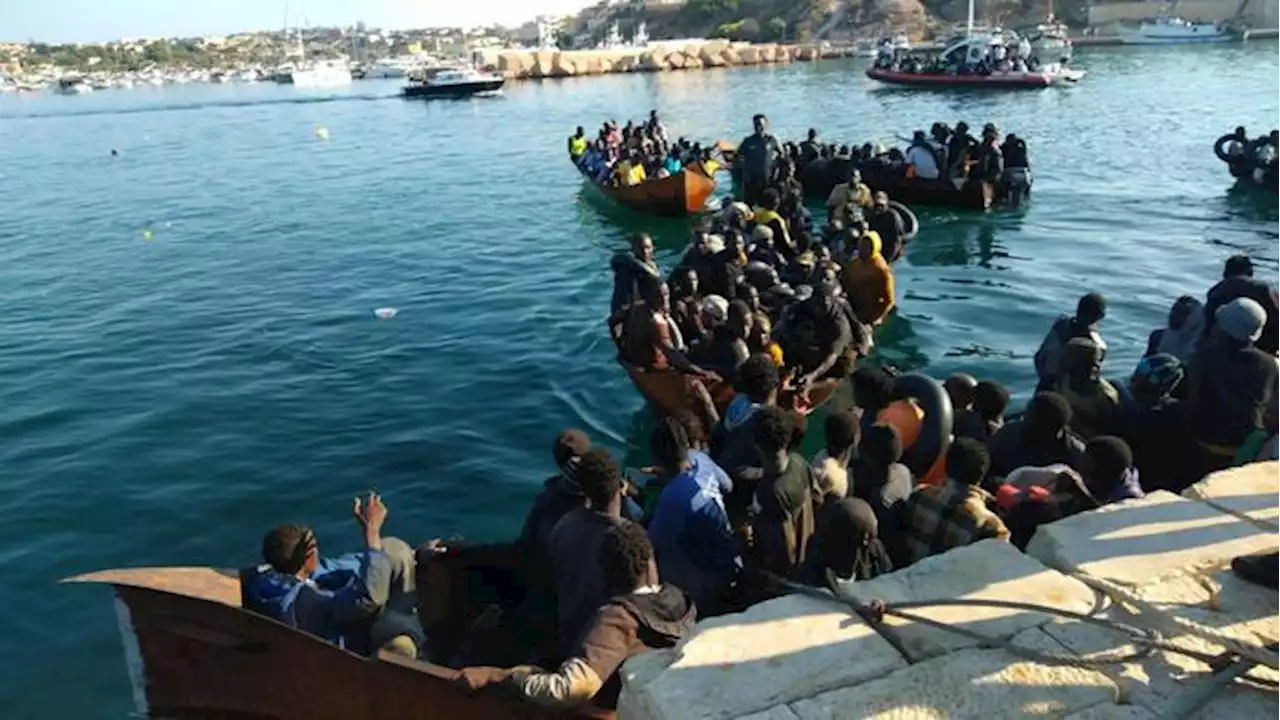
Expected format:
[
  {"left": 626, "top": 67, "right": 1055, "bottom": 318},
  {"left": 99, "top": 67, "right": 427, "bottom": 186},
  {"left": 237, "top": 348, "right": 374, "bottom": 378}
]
[{"left": 905, "top": 145, "right": 940, "bottom": 179}]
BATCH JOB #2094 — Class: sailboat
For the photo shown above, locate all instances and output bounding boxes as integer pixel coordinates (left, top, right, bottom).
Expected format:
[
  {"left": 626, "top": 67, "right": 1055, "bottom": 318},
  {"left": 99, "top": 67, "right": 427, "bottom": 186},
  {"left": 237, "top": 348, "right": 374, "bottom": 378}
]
[
  {"left": 864, "top": 0, "right": 1085, "bottom": 89},
  {"left": 273, "top": 3, "right": 352, "bottom": 87}
]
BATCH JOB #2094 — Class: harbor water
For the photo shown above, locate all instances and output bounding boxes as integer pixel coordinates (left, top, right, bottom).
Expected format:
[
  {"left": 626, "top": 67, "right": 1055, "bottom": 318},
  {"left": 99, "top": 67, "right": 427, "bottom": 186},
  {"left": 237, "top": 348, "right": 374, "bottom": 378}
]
[{"left": 0, "top": 43, "right": 1276, "bottom": 716}]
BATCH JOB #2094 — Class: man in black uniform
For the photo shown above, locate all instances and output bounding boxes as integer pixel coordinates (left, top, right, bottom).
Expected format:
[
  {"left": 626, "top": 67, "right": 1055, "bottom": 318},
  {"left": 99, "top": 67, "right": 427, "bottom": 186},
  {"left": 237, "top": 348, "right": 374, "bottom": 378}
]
[{"left": 738, "top": 114, "right": 783, "bottom": 207}]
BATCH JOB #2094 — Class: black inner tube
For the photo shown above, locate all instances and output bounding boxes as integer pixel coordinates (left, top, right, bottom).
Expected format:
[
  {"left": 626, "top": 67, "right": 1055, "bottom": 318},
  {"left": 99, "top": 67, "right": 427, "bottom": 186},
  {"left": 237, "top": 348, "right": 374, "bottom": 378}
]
[
  {"left": 1213, "top": 133, "right": 1236, "bottom": 163},
  {"left": 888, "top": 200, "right": 919, "bottom": 241},
  {"left": 893, "top": 373, "right": 954, "bottom": 477}
]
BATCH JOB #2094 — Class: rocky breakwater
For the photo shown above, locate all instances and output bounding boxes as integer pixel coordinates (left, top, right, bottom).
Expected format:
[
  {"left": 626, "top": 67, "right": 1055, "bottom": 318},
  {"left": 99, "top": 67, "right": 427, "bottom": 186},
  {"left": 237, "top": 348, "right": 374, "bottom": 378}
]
[{"left": 477, "top": 40, "right": 804, "bottom": 81}]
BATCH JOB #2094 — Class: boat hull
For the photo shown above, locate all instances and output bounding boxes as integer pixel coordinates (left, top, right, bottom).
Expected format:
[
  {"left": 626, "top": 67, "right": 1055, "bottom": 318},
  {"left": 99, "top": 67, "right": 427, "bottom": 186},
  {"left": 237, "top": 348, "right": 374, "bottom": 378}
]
[
  {"left": 65, "top": 559, "right": 611, "bottom": 720},
  {"left": 403, "top": 79, "right": 505, "bottom": 99},
  {"left": 621, "top": 362, "right": 841, "bottom": 418},
  {"left": 578, "top": 162, "right": 717, "bottom": 217},
  {"left": 866, "top": 67, "right": 1069, "bottom": 89}
]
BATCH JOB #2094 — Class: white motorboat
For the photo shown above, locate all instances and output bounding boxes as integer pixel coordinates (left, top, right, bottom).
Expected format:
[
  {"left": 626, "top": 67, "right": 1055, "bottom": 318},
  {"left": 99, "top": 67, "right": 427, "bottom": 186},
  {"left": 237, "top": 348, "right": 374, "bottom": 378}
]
[
  {"left": 402, "top": 67, "right": 504, "bottom": 99},
  {"left": 289, "top": 60, "right": 352, "bottom": 88},
  {"left": 363, "top": 58, "right": 414, "bottom": 79},
  {"left": 1121, "top": 16, "right": 1238, "bottom": 44}
]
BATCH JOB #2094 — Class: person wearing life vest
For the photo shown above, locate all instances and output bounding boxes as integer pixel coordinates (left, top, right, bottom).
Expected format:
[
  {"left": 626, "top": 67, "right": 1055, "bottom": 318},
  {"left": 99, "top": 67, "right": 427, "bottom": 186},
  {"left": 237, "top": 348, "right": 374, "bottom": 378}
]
[
  {"left": 568, "top": 126, "right": 588, "bottom": 162},
  {"left": 752, "top": 188, "right": 795, "bottom": 260}
]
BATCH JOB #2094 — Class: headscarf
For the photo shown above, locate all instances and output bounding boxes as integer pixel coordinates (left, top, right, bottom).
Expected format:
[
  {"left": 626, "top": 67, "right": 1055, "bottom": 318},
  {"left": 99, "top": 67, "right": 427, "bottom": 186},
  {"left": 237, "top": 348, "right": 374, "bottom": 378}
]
[
  {"left": 1154, "top": 296, "right": 1203, "bottom": 360},
  {"left": 1216, "top": 297, "right": 1267, "bottom": 343},
  {"left": 813, "top": 498, "right": 893, "bottom": 582}
]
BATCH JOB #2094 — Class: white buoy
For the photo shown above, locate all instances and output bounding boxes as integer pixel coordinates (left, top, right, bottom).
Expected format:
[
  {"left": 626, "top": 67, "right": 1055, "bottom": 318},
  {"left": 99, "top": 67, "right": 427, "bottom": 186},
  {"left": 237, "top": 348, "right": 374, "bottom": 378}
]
[
  {"left": 315, "top": 125, "right": 330, "bottom": 141},
  {"left": 374, "top": 308, "right": 398, "bottom": 319}
]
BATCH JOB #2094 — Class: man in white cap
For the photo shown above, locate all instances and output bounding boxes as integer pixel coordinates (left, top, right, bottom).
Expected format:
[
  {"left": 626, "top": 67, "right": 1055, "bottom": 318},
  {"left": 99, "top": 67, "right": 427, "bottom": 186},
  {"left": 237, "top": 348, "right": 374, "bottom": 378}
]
[{"left": 1183, "top": 297, "right": 1278, "bottom": 487}]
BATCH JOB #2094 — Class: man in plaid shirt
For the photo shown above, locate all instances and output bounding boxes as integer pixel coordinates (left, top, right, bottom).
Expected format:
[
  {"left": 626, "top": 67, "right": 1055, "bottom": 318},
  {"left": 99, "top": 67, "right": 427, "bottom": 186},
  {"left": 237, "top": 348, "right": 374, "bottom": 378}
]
[{"left": 901, "top": 438, "right": 1010, "bottom": 564}]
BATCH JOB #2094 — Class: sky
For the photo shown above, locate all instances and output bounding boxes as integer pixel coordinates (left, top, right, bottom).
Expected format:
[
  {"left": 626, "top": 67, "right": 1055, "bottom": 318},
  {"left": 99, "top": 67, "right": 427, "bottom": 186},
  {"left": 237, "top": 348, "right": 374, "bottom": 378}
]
[{"left": 1, "top": 0, "right": 596, "bottom": 44}]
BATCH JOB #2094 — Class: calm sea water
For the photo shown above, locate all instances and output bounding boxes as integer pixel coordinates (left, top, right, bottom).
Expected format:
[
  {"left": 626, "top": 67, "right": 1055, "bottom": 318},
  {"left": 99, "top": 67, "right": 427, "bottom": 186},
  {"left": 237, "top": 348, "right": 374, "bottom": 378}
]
[{"left": 0, "top": 44, "right": 1276, "bottom": 717}]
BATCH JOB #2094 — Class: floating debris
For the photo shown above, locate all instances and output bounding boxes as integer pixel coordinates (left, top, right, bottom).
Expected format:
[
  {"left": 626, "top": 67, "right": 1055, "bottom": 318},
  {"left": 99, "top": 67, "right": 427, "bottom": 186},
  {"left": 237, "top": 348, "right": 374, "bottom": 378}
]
[
  {"left": 374, "top": 308, "right": 398, "bottom": 319},
  {"left": 142, "top": 229, "right": 153, "bottom": 241},
  {"left": 315, "top": 125, "right": 330, "bottom": 141}
]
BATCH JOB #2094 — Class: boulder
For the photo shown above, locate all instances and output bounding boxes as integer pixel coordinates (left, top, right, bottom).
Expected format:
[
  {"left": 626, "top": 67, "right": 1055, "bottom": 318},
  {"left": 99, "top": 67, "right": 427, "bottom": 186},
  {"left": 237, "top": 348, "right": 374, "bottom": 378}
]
[
  {"left": 667, "top": 52, "right": 686, "bottom": 70},
  {"left": 616, "top": 55, "right": 638, "bottom": 73},
  {"left": 721, "top": 48, "right": 741, "bottom": 65},
  {"left": 758, "top": 44, "right": 777, "bottom": 63},
  {"left": 704, "top": 39, "right": 731, "bottom": 55},
  {"left": 639, "top": 48, "right": 669, "bottom": 71},
  {"left": 796, "top": 46, "right": 817, "bottom": 62},
  {"left": 550, "top": 52, "right": 577, "bottom": 77},
  {"left": 683, "top": 53, "right": 703, "bottom": 70},
  {"left": 580, "top": 55, "right": 603, "bottom": 75},
  {"left": 699, "top": 46, "right": 727, "bottom": 66},
  {"left": 532, "top": 50, "right": 555, "bottom": 78},
  {"left": 598, "top": 57, "right": 615, "bottom": 74},
  {"left": 497, "top": 52, "right": 532, "bottom": 78},
  {"left": 738, "top": 46, "right": 761, "bottom": 64}
]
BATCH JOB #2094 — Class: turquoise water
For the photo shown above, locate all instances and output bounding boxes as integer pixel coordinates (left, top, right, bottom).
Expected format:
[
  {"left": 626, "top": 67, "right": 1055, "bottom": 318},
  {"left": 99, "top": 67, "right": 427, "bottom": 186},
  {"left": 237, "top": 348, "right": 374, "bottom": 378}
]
[{"left": 0, "top": 44, "right": 1276, "bottom": 716}]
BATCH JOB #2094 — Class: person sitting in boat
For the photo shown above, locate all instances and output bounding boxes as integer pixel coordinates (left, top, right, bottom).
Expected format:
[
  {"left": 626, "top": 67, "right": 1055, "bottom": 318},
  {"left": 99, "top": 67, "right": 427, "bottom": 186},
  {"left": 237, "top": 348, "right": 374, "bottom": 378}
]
[
  {"left": 799, "top": 128, "right": 822, "bottom": 168},
  {"left": 661, "top": 147, "right": 683, "bottom": 178},
  {"left": 867, "top": 191, "right": 906, "bottom": 263},
  {"left": 1034, "top": 292, "right": 1109, "bottom": 383},
  {"left": 901, "top": 438, "right": 1010, "bottom": 564},
  {"left": 457, "top": 522, "right": 695, "bottom": 710},
  {"left": 747, "top": 226, "right": 785, "bottom": 268},
  {"left": 840, "top": 230, "right": 896, "bottom": 326},
  {"left": 748, "top": 406, "right": 818, "bottom": 580},
  {"left": 1183, "top": 298, "right": 1278, "bottom": 486},
  {"left": 738, "top": 114, "right": 783, "bottom": 207},
  {"left": 610, "top": 233, "right": 660, "bottom": 316},
  {"left": 752, "top": 189, "right": 796, "bottom": 261},
  {"left": 946, "top": 122, "right": 977, "bottom": 178},
  {"left": 825, "top": 170, "right": 873, "bottom": 222},
  {"left": 1202, "top": 255, "right": 1278, "bottom": 356},
  {"left": 692, "top": 299, "right": 754, "bottom": 383},
  {"left": 777, "top": 271, "right": 860, "bottom": 389},
  {"left": 1081, "top": 436, "right": 1144, "bottom": 505},
  {"left": 1035, "top": 337, "right": 1121, "bottom": 440},
  {"left": 987, "top": 392, "right": 1086, "bottom": 480},
  {"left": 707, "top": 232, "right": 747, "bottom": 300},
  {"left": 990, "top": 41, "right": 1009, "bottom": 71},
  {"left": 710, "top": 354, "right": 780, "bottom": 482},
  {"left": 568, "top": 126, "right": 588, "bottom": 162},
  {"left": 905, "top": 130, "right": 941, "bottom": 181},
  {"left": 645, "top": 416, "right": 740, "bottom": 611},
  {"left": 670, "top": 267, "right": 707, "bottom": 346},
  {"left": 749, "top": 311, "right": 785, "bottom": 368},
  {"left": 243, "top": 493, "right": 423, "bottom": 657},
  {"left": 954, "top": 379, "right": 1011, "bottom": 444}
]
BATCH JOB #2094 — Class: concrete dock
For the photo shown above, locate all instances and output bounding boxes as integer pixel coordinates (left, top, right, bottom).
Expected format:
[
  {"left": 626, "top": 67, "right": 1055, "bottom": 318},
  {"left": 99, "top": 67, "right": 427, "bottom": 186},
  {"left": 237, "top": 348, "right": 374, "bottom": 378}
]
[{"left": 618, "top": 462, "right": 1279, "bottom": 719}]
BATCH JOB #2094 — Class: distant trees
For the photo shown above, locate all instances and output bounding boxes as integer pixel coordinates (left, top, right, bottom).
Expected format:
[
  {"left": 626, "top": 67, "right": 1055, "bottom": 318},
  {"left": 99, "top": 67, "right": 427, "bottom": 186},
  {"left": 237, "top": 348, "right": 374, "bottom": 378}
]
[
  {"left": 766, "top": 16, "right": 787, "bottom": 41},
  {"left": 689, "top": 0, "right": 740, "bottom": 19}
]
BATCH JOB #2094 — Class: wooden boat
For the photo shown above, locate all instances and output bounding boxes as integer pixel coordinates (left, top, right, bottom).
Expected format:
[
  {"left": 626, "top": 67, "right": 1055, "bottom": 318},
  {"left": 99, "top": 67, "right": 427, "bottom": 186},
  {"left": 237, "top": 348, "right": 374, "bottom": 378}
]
[
  {"left": 862, "top": 171, "right": 995, "bottom": 211},
  {"left": 621, "top": 362, "right": 842, "bottom": 420},
  {"left": 576, "top": 160, "right": 717, "bottom": 217},
  {"left": 64, "top": 544, "right": 613, "bottom": 720}
]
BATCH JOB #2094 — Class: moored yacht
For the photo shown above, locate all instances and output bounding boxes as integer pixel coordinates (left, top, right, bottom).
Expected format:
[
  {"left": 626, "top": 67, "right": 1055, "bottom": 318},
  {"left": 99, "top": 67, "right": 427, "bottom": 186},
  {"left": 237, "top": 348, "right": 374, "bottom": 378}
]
[
  {"left": 289, "top": 60, "right": 352, "bottom": 88},
  {"left": 1120, "top": 15, "right": 1238, "bottom": 44}
]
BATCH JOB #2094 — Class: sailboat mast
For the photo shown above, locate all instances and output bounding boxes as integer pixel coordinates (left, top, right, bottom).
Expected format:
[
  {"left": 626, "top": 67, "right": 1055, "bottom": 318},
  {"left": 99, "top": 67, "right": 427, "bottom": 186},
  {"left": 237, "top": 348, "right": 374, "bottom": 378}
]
[{"left": 967, "top": 0, "right": 975, "bottom": 34}]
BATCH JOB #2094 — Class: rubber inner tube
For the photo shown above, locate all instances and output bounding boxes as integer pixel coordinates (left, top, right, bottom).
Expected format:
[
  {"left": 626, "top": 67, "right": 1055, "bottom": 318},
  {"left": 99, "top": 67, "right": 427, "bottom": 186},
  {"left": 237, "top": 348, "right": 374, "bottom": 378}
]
[
  {"left": 894, "top": 373, "right": 954, "bottom": 477},
  {"left": 889, "top": 200, "right": 919, "bottom": 241},
  {"left": 1213, "top": 133, "right": 1236, "bottom": 163}
]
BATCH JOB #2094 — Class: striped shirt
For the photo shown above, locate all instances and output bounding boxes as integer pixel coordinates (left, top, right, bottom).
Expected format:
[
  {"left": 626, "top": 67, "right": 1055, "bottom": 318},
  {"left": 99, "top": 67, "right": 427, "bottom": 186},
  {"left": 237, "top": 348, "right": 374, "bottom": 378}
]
[{"left": 900, "top": 480, "right": 1010, "bottom": 564}]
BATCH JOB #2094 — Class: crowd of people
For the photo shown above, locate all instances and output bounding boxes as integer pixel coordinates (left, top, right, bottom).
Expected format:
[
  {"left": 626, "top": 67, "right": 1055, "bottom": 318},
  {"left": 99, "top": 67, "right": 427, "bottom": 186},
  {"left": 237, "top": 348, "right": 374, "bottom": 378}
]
[
  {"left": 737, "top": 114, "right": 1032, "bottom": 212},
  {"left": 568, "top": 112, "right": 721, "bottom": 188},
  {"left": 232, "top": 107, "right": 1278, "bottom": 714},
  {"left": 875, "top": 31, "right": 1055, "bottom": 76}
]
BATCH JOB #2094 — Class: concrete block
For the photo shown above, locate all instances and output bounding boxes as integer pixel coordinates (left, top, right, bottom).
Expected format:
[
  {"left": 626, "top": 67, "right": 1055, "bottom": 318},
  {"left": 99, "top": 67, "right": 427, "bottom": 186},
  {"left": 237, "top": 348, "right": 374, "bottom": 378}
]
[
  {"left": 789, "top": 648, "right": 1118, "bottom": 719},
  {"left": 1182, "top": 461, "right": 1279, "bottom": 531},
  {"left": 835, "top": 540, "right": 1097, "bottom": 660},
  {"left": 1025, "top": 491, "right": 1278, "bottom": 587},
  {"left": 1040, "top": 614, "right": 1279, "bottom": 717},
  {"left": 616, "top": 594, "right": 908, "bottom": 720}
]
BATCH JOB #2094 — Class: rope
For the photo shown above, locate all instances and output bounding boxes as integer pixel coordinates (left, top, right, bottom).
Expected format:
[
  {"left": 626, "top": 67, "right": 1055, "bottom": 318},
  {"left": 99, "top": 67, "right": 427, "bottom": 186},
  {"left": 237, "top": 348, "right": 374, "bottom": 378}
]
[{"left": 769, "top": 576, "right": 1270, "bottom": 672}]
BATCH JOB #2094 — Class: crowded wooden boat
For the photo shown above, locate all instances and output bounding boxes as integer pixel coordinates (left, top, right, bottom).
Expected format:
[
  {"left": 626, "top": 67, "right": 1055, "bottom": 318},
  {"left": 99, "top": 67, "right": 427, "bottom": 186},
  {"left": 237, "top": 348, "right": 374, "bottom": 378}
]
[
  {"left": 70, "top": 112, "right": 1279, "bottom": 720},
  {"left": 568, "top": 115, "right": 722, "bottom": 217}
]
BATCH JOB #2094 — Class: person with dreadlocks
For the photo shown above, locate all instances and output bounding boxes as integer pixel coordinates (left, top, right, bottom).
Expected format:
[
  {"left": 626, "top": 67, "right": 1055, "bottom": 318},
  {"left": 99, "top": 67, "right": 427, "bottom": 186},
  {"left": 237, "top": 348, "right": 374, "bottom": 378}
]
[
  {"left": 244, "top": 492, "right": 423, "bottom": 656},
  {"left": 645, "top": 415, "right": 740, "bottom": 611}
]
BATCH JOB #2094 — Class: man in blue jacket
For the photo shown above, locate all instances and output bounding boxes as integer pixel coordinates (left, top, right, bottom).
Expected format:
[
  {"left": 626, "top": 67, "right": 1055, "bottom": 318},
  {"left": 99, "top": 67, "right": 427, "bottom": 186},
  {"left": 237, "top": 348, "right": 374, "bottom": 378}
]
[{"left": 243, "top": 492, "right": 424, "bottom": 656}]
